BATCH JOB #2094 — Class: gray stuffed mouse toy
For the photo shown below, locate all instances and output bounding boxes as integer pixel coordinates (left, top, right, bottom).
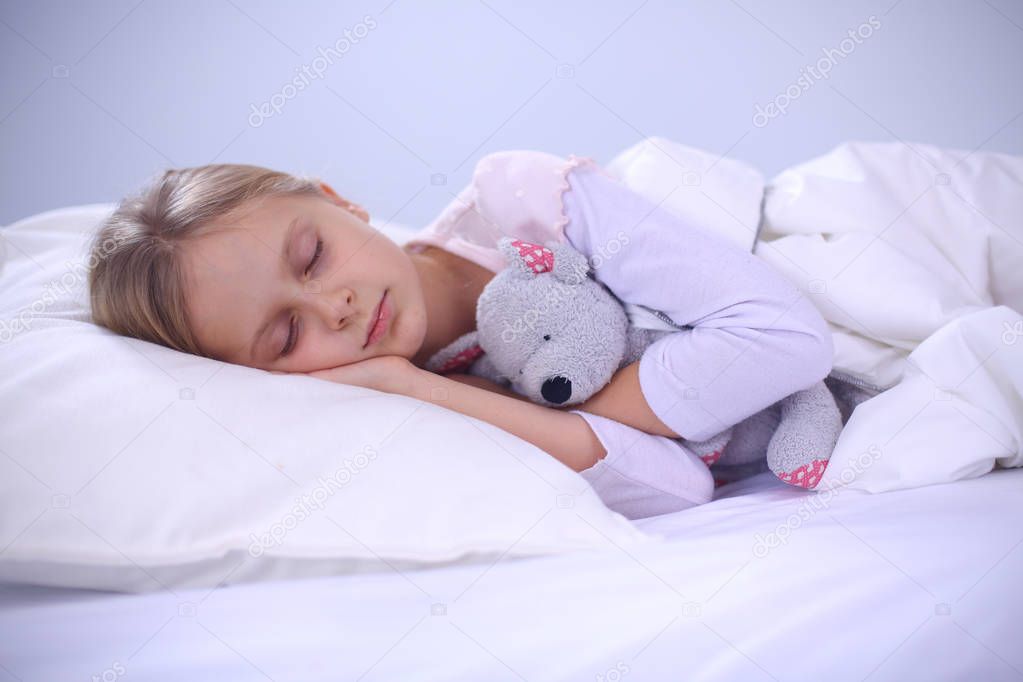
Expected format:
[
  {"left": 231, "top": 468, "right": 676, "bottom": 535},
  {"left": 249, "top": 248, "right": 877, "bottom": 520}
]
[{"left": 426, "top": 237, "right": 845, "bottom": 489}]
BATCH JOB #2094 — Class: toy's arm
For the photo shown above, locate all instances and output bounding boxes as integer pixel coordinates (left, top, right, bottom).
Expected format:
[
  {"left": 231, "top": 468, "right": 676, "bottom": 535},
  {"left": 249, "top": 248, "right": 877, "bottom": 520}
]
[
  {"left": 423, "top": 331, "right": 510, "bottom": 387},
  {"left": 466, "top": 352, "right": 508, "bottom": 386}
]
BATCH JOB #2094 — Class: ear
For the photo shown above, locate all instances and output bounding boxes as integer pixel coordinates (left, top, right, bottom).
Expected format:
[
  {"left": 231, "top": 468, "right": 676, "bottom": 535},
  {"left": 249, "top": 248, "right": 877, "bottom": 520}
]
[
  {"left": 544, "top": 240, "right": 591, "bottom": 285},
  {"left": 496, "top": 237, "right": 556, "bottom": 278},
  {"left": 319, "top": 182, "right": 370, "bottom": 223},
  {"left": 495, "top": 238, "right": 591, "bottom": 284}
]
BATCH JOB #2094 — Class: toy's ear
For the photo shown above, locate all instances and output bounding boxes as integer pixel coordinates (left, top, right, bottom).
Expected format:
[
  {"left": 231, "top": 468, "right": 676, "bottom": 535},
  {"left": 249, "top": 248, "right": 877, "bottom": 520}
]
[
  {"left": 497, "top": 237, "right": 556, "bottom": 278},
  {"left": 496, "top": 237, "right": 589, "bottom": 284},
  {"left": 544, "top": 240, "right": 590, "bottom": 285}
]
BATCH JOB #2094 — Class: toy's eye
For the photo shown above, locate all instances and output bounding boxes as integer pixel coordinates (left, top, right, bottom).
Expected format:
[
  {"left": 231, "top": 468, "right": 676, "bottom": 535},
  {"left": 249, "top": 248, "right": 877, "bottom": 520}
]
[{"left": 543, "top": 334, "right": 551, "bottom": 341}]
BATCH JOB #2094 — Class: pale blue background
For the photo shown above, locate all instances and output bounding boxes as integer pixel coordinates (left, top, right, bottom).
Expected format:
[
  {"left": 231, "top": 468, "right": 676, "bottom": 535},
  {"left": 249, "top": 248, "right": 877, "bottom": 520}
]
[{"left": 2, "top": 0, "right": 1021, "bottom": 227}]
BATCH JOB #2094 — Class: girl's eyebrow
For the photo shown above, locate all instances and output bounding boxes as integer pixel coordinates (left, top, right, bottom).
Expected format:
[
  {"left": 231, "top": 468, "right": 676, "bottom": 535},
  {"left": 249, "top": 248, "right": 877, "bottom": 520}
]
[
  {"left": 249, "top": 217, "right": 301, "bottom": 361},
  {"left": 280, "top": 216, "right": 301, "bottom": 265}
]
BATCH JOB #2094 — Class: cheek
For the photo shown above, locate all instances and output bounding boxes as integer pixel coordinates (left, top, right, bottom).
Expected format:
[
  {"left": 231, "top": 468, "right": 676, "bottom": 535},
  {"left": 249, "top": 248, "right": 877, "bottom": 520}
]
[
  {"left": 296, "top": 330, "right": 340, "bottom": 371},
  {"left": 366, "top": 244, "right": 400, "bottom": 275}
]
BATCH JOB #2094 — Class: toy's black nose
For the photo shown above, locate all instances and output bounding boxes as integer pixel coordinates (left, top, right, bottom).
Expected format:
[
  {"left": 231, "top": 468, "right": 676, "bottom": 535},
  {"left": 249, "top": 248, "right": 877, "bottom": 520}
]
[{"left": 541, "top": 376, "right": 572, "bottom": 404}]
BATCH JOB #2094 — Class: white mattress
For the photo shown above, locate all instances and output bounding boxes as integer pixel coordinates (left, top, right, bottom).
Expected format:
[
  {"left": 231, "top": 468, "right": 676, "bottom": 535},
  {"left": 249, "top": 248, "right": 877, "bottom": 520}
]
[{"left": 2, "top": 468, "right": 1021, "bottom": 681}]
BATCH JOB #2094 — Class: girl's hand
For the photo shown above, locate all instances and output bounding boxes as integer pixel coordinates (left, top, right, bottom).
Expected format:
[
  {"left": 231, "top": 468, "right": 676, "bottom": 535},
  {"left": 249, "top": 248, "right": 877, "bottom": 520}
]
[{"left": 283, "top": 355, "right": 417, "bottom": 395}]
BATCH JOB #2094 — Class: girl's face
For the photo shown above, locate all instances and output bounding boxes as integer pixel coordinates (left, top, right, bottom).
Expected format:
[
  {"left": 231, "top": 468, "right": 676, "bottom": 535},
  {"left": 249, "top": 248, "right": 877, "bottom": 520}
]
[{"left": 181, "top": 188, "right": 428, "bottom": 373}]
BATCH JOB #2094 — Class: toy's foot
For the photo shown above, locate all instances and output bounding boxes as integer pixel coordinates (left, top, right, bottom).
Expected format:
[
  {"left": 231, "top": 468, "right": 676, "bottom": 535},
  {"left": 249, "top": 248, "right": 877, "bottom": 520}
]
[
  {"left": 685, "top": 427, "right": 732, "bottom": 469},
  {"left": 700, "top": 450, "right": 723, "bottom": 466},
  {"left": 775, "top": 459, "right": 828, "bottom": 489}
]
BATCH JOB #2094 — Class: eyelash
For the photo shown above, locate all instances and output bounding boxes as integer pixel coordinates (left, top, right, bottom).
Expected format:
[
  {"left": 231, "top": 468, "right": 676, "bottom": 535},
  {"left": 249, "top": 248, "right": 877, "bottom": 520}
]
[
  {"left": 281, "top": 237, "right": 324, "bottom": 357},
  {"left": 304, "top": 237, "right": 323, "bottom": 276}
]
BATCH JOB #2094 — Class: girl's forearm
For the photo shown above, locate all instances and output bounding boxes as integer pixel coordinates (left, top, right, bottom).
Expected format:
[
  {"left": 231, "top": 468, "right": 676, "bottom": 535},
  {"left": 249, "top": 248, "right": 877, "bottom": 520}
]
[
  {"left": 568, "top": 360, "right": 682, "bottom": 438},
  {"left": 445, "top": 373, "right": 532, "bottom": 401},
  {"left": 404, "top": 368, "right": 606, "bottom": 472}
]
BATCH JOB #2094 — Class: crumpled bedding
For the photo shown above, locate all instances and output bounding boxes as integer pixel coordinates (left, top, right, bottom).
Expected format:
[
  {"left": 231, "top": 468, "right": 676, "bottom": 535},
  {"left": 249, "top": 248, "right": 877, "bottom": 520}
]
[
  {"left": 757, "top": 140, "right": 1022, "bottom": 491},
  {"left": 608, "top": 137, "right": 1023, "bottom": 493}
]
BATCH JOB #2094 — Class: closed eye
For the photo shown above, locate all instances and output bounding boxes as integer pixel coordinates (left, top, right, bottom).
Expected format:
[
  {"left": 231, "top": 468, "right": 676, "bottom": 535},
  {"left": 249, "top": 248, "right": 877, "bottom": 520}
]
[
  {"left": 281, "top": 237, "right": 323, "bottom": 357},
  {"left": 281, "top": 316, "right": 298, "bottom": 357},
  {"left": 304, "top": 237, "right": 323, "bottom": 276}
]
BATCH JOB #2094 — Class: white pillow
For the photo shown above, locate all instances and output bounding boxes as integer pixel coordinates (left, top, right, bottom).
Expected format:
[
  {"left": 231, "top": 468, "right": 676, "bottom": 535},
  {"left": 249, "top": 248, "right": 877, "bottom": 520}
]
[
  {"left": 604, "top": 135, "right": 765, "bottom": 253},
  {"left": 0, "top": 204, "right": 652, "bottom": 593}
]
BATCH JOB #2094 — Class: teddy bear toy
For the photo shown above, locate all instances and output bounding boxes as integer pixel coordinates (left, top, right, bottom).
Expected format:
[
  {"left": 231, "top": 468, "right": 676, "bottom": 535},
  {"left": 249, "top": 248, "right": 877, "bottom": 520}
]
[{"left": 425, "top": 237, "right": 844, "bottom": 489}]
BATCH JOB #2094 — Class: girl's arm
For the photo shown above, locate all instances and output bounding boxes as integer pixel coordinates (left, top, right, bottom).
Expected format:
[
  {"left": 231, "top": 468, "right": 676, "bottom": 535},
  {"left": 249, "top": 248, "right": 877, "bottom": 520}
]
[
  {"left": 436, "top": 370, "right": 716, "bottom": 515},
  {"left": 452, "top": 364, "right": 683, "bottom": 441},
  {"left": 560, "top": 165, "right": 834, "bottom": 442},
  {"left": 305, "top": 357, "right": 715, "bottom": 517},
  {"left": 407, "top": 366, "right": 606, "bottom": 471},
  {"left": 445, "top": 373, "right": 530, "bottom": 401},
  {"left": 562, "top": 360, "right": 681, "bottom": 438},
  {"left": 307, "top": 357, "right": 606, "bottom": 472}
]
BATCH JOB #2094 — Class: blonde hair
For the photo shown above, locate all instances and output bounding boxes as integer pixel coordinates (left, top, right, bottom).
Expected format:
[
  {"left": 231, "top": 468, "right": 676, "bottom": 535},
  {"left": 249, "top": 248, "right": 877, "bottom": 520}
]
[{"left": 88, "top": 164, "right": 326, "bottom": 357}]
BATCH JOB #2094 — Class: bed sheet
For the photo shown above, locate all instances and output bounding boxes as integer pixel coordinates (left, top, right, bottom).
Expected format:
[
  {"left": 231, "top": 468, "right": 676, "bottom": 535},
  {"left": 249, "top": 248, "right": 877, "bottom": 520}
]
[{"left": 2, "top": 467, "right": 1020, "bottom": 682}]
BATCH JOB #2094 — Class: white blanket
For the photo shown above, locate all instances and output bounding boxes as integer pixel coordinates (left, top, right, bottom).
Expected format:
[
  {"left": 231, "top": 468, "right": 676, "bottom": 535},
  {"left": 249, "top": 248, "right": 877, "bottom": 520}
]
[
  {"left": 607, "top": 137, "right": 1023, "bottom": 492},
  {"left": 756, "top": 141, "right": 1023, "bottom": 491},
  {"left": 4, "top": 468, "right": 1020, "bottom": 681}
]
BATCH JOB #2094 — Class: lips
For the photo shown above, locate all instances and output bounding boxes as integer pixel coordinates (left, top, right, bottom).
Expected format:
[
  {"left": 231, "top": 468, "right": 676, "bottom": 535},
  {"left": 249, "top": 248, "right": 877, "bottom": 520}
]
[{"left": 363, "top": 290, "right": 390, "bottom": 348}]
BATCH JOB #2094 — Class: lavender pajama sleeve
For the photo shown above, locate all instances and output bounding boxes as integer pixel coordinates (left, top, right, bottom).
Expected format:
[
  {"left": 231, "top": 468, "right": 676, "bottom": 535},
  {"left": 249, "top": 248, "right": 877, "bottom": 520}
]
[
  {"left": 559, "top": 165, "right": 833, "bottom": 518},
  {"left": 562, "top": 165, "right": 834, "bottom": 442},
  {"left": 568, "top": 410, "right": 715, "bottom": 519},
  {"left": 408, "top": 149, "right": 834, "bottom": 519}
]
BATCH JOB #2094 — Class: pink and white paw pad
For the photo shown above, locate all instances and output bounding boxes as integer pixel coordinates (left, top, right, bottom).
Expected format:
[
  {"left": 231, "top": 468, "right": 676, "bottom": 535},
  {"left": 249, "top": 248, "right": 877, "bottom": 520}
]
[
  {"left": 699, "top": 450, "right": 722, "bottom": 466},
  {"left": 777, "top": 459, "right": 829, "bottom": 489}
]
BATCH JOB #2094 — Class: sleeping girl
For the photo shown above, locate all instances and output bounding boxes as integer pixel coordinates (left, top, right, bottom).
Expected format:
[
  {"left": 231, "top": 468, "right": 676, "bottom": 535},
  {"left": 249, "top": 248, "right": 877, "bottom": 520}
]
[{"left": 86, "top": 151, "right": 834, "bottom": 519}]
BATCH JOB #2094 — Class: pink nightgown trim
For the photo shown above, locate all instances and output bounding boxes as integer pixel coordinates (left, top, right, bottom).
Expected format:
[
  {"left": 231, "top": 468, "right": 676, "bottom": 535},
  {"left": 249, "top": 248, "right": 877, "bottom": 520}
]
[{"left": 402, "top": 151, "right": 614, "bottom": 273}]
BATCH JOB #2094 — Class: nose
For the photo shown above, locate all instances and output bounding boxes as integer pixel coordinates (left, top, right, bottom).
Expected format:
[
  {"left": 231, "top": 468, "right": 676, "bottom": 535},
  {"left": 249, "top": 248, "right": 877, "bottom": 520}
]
[
  {"left": 541, "top": 376, "right": 572, "bottom": 404},
  {"left": 304, "top": 284, "right": 355, "bottom": 329}
]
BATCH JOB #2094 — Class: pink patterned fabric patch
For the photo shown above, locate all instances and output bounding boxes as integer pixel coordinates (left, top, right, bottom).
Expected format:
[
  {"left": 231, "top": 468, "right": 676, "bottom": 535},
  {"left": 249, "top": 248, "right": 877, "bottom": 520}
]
[
  {"left": 436, "top": 344, "right": 485, "bottom": 374},
  {"left": 776, "top": 459, "right": 829, "bottom": 489},
  {"left": 510, "top": 239, "right": 554, "bottom": 273},
  {"left": 699, "top": 450, "right": 722, "bottom": 466}
]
